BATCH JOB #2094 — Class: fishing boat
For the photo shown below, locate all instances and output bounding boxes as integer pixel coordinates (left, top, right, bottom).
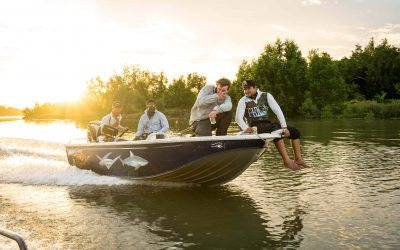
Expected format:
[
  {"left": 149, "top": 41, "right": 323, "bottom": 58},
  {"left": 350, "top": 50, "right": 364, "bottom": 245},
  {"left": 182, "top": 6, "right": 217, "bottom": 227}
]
[{"left": 65, "top": 123, "right": 283, "bottom": 186}]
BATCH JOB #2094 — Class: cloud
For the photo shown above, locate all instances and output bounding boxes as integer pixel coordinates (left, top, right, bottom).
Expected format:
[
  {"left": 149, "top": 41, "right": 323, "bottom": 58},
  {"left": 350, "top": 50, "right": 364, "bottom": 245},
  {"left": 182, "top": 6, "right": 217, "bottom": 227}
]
[
  {"left": 301, "top": 0, "right": 322, "bottom": 6},
  {"left": 0, "top": 55, "right": 12, "bottom": 62},
  {"left": 368, "top": 23, "right": 400, "bottom": 46},
  {"left": 355, "top": 26, "right": 367, "bottom": 31},
  {"left": 369, "top": 23, "right": 400, "bottom": 34},
  {"left": 314, "top": 45, "right": 346, "bottom": 50},
  {"left": 189, "top": 49, "right": 245, "bottom": 64},
  {"left": 272, "top": 25, "right": 288, "bottom": 32}
]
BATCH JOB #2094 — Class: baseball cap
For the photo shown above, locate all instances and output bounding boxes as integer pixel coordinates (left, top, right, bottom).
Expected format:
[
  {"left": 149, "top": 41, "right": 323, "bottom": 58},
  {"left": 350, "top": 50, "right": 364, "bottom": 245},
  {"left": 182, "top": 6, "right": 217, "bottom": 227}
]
[
  {"left": 242, "top": 79, "right": 256, "bottom": 89},
  {"left": 112, "top": 101, "right": 122, "bottom": 108}
]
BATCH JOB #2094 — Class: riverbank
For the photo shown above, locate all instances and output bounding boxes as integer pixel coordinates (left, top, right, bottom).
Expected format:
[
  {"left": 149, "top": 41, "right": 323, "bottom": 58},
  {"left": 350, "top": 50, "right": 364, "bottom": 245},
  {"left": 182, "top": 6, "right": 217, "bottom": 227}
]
[
  {"left": 22, "top": 108, "right": 191, "bottom": 121},
  {"left": 21, "top": 99, "right": 400, "bottom": 121}
]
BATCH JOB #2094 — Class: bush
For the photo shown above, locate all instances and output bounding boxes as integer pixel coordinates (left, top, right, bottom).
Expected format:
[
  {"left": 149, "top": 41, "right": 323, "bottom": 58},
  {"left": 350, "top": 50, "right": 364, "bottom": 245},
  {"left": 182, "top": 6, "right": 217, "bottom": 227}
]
[
  {"left": 321, "top": 106, "right": 334, "bottom": 119},
  {"left": 343, "top": 100, "right": 400, "bottom": 119}
]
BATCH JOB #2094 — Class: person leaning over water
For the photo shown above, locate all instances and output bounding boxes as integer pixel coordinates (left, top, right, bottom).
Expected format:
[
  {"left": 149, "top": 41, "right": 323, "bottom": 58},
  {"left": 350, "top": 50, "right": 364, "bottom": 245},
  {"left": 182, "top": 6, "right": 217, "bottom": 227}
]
[
  {"left": 134, "top": 99, "right": 169, "bottom": 140},
  {"left": 98, "top": 101, "right": 128, "bottom": 142},
  {"left": 235, "top": 79, "right": 309, "bottom": 170},
  {"left": 189, "top": 78, "right": 233, "bottom": 136}
]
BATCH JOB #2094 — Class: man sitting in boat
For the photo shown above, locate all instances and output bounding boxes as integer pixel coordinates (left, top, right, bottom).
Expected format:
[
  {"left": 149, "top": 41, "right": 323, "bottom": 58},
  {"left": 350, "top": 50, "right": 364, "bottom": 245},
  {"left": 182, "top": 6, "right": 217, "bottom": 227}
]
[
  {"left": 134, "top": 99, "right": 169, "bottom": 140},
  {"left": 189, "top": 78, "right": 232, "bottom": 136},
  {"left": 98, "top": 101, "right": 128, "bottom": 142},
  {"left": 235, "top": 79, "right": 309, "bottom": 170}
]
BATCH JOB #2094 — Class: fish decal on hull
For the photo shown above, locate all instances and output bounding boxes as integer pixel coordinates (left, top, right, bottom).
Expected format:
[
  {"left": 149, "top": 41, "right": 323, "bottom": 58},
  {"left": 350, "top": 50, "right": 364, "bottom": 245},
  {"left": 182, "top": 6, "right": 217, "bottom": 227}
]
[
  {"left": 120, "top": 151, "right": 149, "bottom": 171},
  {"left": 96, "top": 152, "right": 121, "bottom": 169}
]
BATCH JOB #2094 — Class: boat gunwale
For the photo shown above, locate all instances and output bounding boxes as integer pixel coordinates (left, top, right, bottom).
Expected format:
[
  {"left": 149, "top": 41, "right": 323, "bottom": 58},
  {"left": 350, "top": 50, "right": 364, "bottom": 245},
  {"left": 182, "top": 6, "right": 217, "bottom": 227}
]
[{"left": 65, "top": 131, "right": 283, "bottom": 148}]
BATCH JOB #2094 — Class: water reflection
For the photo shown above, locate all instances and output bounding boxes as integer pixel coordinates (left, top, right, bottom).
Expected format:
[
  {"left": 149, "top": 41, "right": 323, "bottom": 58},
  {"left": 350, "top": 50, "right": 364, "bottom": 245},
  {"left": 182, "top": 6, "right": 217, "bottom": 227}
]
[
  {"left": 0, "top": 119, "right": 86, "bottom": 143},
  {"left": 1, "top": 118, "right": 400, "bottom": 249},
  {"left": 68, "top": 185, "right": 305, "bottom": 249},
  {"left": 295, "top": 119, "right": 400, "bottom": 147}
]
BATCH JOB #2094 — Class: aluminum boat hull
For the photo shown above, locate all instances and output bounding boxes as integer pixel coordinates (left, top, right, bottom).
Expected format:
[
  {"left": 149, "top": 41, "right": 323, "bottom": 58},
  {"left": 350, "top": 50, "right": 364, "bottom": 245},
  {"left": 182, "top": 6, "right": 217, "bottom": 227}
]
[{"left": 65, "top": 133, "right": 280, "bottom": 186}]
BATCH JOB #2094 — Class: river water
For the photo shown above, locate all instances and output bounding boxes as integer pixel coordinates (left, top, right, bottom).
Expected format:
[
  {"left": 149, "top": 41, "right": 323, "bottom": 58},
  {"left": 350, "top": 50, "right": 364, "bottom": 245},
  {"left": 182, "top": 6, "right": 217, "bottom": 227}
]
[{"left": 0, "top": 117, "right": 399, "bottom": 249}]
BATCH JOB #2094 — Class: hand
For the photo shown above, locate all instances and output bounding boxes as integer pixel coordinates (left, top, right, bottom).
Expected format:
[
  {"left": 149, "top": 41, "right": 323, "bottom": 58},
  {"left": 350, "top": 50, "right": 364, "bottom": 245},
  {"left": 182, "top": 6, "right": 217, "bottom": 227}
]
[
  {"left": 209, "top": 110, "right": 217, "bottom": 119},
  {"left": 282, "top": 128, "right": 290, "bottom": 137},
  {"left": 244, "top": 127, "right": 254, "bottom": 134}
]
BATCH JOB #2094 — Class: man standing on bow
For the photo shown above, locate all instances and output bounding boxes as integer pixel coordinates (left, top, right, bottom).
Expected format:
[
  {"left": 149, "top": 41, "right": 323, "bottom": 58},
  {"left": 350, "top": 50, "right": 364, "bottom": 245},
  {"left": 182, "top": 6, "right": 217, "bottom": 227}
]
[
  {"left": 235, "top": 79, "right": 309, "bottom": 170},
  {"left": 189, "top": 78, "right": 232, "bottom": 136}
]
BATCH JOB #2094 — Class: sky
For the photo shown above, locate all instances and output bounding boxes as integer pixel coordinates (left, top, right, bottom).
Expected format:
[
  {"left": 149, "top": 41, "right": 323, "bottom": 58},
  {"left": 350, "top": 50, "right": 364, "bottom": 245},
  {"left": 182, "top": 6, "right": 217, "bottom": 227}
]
[{"left": 0, "top": 0, "right": 399, "bottom": 109}]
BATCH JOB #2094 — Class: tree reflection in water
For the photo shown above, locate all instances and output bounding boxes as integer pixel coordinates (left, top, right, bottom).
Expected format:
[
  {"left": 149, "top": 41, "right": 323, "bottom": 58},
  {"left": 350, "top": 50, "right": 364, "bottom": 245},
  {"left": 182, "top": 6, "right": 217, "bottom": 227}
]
[{"left": 68, "top": 185, "right": 305, "bottom": 249}]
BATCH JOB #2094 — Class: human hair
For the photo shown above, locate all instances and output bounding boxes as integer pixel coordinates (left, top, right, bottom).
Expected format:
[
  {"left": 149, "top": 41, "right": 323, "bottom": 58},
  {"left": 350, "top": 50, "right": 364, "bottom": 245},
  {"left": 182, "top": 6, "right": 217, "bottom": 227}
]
[
  {"left": 146, "top": 99, "right": 155, "bottom": 105},
  {"left": 216, "top": 78, "right": 231, "bottom": 89},
  {"left": 112, "top": 101, "right": 122, "bottom": 108}
]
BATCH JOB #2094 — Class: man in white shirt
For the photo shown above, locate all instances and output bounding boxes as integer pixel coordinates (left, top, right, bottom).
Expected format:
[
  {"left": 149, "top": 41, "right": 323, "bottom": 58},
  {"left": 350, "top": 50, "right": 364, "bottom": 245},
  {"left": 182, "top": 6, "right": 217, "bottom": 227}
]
[
  {"left": 135, "top": 100, "right": 169, "bottom": 140},
  {"left": 235, "top": 79, "right": 309, "bottom": 170},
  {"left": 189, "top": 78, "right": 232, "bottom": 136},
  {"left": 98, "top": 101, "right": 128, "bottom": 142}
]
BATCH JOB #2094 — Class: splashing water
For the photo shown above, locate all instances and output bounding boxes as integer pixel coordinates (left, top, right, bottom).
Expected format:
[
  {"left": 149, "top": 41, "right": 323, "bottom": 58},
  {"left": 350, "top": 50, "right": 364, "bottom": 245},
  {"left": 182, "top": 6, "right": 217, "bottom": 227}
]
[{"left": 0, "top": 137, "right": 131, "bottom": 186}]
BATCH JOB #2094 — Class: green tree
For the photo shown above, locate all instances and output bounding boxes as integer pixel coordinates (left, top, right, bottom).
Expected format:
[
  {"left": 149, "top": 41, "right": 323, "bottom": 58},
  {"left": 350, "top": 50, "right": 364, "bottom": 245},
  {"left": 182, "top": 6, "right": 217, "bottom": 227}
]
[
  {"left": 238, "top": 38, "right": 308, "bottom": 116},
  {"left": 303, "top": 50, "right": 348, "bottom": 117},
  {"left": 186, "top": 72, "right": 207, "bottom": 95},
  {"left": 395, "top": 82, "right": 400, "bottom": 95},
  {"left": 231, "top": 59, "right": 255, "bottom": 104},
  {"left": 339, "top": 38, "right": 400, "bottom": 100},
  {"left": 83, "top": 65, "right": 169, "bottom": 113},
  {"left": 163, "top": 76, "right": 196, "bottom": 109}
]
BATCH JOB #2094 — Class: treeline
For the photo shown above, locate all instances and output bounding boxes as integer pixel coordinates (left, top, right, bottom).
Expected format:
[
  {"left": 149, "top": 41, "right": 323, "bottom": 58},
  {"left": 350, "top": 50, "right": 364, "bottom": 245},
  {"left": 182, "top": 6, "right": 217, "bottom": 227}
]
[
  {"left": 84, "top": 68, "right": 206, "bottom": 114},
  {"left": 0, "top": 106, "right": 22, "bottom": 116},
  {"left": 23, "top": 70, "right": 207, "bottom": 119},
  {"left": 229, "top": 38, "right": 400, "bottom": 118},
  {"left": 23, "top": 37, "right": 400, "bottom": 119}
]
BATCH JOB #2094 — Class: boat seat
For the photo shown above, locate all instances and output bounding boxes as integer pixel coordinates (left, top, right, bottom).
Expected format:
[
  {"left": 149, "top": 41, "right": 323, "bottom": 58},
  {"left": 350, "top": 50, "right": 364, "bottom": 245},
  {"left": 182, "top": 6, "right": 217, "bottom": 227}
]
[{"left": 87, "top": 121, "right": 101, "bottom": 142}]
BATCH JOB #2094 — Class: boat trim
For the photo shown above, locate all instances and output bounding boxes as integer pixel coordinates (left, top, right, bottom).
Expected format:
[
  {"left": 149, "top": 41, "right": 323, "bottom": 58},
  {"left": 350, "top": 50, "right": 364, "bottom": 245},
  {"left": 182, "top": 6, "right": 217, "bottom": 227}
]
[{"left": 66, "top": 130, "right": 283, "bottom": 147}]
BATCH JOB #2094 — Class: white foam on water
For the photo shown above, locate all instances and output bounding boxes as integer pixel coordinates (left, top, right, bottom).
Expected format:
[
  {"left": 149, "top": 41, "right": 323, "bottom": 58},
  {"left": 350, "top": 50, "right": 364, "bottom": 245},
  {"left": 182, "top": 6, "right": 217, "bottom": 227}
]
[
  {"left": 0, "top": 155, "right": 131, "bottom": 186},
  {"left": 0, "top": 141, "right": 65, "bottom": 160},
  {"left": 0, "top": 137, "right": 195, "bottom": 188}
]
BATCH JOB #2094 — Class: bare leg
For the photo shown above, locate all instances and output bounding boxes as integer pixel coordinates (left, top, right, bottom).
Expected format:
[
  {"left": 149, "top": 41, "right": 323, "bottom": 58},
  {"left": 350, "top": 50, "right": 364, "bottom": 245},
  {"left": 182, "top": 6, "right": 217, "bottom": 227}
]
[
  {"left": 291, "top": 139, "right": 302, "bottom": 161},
  {"left": 291, "top": 139, "right": 309, "bottom": 167},
  {"left": 274, "top": 140, "right": 300, "bottom": 170}
]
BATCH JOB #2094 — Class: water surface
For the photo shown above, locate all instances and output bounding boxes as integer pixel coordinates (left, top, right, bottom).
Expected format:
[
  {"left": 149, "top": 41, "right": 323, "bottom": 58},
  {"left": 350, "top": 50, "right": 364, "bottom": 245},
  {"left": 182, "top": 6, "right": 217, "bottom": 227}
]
[{"left": 0, "top": 118, "right": 399, "bottom": 249}]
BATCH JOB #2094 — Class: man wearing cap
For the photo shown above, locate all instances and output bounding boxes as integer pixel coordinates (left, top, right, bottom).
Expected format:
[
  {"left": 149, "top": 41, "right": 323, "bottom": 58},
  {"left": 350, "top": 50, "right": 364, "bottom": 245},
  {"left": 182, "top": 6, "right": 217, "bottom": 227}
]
[
  {"left": 135, "top": 99, "right": 169, "bottom": 140},
  {"left": 189, "top": 78, "right": 232, "bottom": 136},
  {"left": 235, "top": 79, "right": 309, "bottom": 170},
  {"left": 98, "top": 101, "right": 128, "bottom": 142}
]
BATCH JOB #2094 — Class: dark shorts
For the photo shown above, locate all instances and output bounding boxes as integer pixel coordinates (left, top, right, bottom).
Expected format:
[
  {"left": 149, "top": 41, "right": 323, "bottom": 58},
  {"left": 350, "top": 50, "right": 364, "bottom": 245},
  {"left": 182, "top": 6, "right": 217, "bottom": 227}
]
[{"left": 250, "top": 121, "right": 301, "bottom": 141}]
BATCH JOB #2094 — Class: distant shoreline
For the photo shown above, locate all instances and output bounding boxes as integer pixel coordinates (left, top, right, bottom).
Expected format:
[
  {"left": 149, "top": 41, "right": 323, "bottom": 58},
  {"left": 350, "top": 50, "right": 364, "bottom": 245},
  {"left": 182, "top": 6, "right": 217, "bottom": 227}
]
[{"left": 0, "top": 115, "right": 24, "bottom": 120}]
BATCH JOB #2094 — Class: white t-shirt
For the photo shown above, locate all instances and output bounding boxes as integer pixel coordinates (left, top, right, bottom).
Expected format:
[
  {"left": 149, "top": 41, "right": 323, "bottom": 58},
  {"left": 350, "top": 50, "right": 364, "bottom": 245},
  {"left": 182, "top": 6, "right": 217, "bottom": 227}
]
[{"left": 100, "top": 112, "right": 124, "bottom": 130}]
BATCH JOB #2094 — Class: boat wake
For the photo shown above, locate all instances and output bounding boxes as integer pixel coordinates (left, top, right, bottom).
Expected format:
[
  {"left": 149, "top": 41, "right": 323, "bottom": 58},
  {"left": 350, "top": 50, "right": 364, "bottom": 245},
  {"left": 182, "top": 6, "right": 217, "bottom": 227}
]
[{"left": 0, "top": 137, "right": 131, "bottom": 186}]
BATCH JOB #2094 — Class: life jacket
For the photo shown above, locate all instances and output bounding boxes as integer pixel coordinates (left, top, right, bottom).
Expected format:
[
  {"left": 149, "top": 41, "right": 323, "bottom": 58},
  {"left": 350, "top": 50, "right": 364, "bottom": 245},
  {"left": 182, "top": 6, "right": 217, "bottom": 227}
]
[{"left": 244, "top": 92, "right": 269, "bottom": 125}]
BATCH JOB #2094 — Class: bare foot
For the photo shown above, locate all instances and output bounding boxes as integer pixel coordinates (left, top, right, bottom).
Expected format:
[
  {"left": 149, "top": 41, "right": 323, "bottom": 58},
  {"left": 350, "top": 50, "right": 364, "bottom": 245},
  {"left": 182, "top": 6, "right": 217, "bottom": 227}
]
[
  {"left": 284, "top": 160, "right": 301, "bottom": 171},
  {"left": 295, "top": 159, "right": 310, "bottom": 168}
]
